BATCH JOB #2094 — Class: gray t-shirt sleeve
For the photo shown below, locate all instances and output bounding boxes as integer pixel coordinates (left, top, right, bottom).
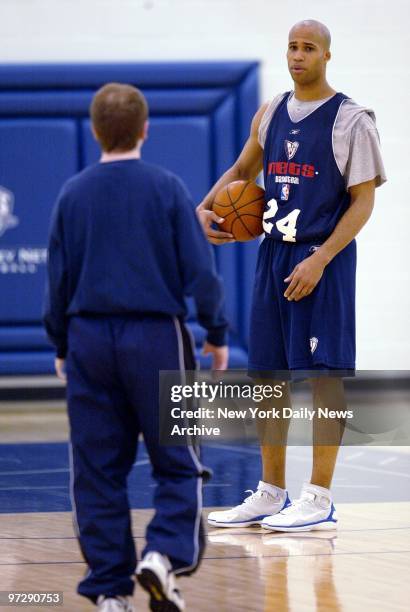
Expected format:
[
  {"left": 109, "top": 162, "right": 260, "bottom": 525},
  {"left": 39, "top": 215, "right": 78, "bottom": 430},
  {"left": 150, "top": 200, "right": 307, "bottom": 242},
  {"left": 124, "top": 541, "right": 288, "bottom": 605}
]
[
  {"left": 343, "top": 110, "right": 387, "bottom": 189},
  {"left": 258, "top": 93, "right": 286, "bottom": 148}
]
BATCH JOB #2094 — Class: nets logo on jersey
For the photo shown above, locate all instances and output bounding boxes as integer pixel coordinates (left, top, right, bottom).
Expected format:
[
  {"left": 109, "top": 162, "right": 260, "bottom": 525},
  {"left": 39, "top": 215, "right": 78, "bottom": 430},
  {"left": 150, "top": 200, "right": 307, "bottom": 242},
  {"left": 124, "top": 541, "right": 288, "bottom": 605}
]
[
  {"left": 284, "top": 140, "right": 299, "bottom": 160},
  {"left": 0, "top": 186, "right": 19, "bottom": 237}
]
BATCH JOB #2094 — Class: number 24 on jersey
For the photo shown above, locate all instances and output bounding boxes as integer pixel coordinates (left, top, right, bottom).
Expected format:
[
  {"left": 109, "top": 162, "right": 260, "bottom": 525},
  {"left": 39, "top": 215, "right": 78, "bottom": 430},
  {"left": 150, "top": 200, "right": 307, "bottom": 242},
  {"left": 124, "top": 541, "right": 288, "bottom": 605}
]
[{"left": 263, "top": 198, "right": 301, "bottom": 242}]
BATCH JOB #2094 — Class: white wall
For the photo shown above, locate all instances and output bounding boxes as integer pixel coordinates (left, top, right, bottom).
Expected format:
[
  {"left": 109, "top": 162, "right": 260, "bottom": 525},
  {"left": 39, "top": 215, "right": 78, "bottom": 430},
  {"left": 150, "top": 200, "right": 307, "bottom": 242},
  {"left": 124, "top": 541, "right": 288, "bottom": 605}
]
[{"left": 1, "top": 0, "right": 409, "bottom": 369}]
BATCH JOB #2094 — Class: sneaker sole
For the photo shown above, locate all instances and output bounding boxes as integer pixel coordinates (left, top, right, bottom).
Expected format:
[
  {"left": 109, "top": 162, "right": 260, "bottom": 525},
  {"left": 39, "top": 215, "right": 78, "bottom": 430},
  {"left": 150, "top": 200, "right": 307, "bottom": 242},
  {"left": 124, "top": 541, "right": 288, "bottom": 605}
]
[
  {"left": 137, "top": 568, "right": 182, "bottom": 612},
  {"left": 261, "top": 521, "right": 338, "bottom": 532},
  {"left": 208, "top": 518, "right": 264, "bottom": 528}
]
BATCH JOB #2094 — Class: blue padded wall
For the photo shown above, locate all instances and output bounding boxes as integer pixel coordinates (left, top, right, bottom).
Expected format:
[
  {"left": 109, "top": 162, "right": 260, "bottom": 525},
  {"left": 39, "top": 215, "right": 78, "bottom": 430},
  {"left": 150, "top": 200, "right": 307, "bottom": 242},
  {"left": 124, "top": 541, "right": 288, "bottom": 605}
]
[
  {"left": 0, "top": 121, "right": 78, "bottom": 323},
  {"left": 0, "top": 62, "right": 260, "bottom": 374}
]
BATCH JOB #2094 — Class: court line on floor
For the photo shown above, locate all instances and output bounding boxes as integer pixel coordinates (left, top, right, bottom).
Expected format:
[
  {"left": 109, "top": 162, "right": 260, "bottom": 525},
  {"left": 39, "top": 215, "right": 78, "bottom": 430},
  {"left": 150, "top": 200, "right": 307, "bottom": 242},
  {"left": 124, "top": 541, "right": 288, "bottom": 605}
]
[
  {"left": 0, "top": 526, "right": 409, "bottom": 540},
  {"left": 0, "top": 481, "right": 229, "bottom": 492},
  {"left": 1, "top": 549, "right": 410, "bottom": 566},
  {"left": 211, "top": 444, "right": 410, "bottom": 478},
  {"left": 379, "top": 456, "right": 398, "bottom": 466},
  {"left": 0, "top": 485, "right": 68, "bottom": 491},
  {"left": 332, "top": 484, "right": 380, "bottom": 488},
  {"left": 203, "top": 549, "right": 410, "bottom": 560},
  {"left": 0, "top": 459, "right": 150, "bottom": 477},
  {"left": 344, "top": 452, "right": 365, "bottom": 461}
]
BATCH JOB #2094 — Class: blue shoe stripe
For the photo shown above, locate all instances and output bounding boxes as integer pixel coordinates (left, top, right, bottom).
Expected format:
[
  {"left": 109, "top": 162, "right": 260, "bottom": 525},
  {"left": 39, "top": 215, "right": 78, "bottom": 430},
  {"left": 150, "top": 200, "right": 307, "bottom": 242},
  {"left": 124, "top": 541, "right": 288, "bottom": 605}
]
[
  {"left": 282, "top": 493, "right": 292, "bottom": 510},
  {"left": 265, "top": 503, "right": 337, "bottom": 529},
  {"left": 328, "top": 503, "right": 336, "bottom": 521}
]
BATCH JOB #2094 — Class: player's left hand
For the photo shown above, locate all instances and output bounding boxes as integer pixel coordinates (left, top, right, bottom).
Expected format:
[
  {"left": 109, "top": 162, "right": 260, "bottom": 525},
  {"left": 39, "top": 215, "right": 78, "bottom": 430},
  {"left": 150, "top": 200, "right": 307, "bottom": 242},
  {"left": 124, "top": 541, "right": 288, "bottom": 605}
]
[
  {"left": 202, "top": 342, "right": 229, "bottom": 370},
  {"left": 55, "top": 358, "right": 67, "bottom": 382},
  {"left": 284, "top": 254, "right": 326, "bottom": 301}
]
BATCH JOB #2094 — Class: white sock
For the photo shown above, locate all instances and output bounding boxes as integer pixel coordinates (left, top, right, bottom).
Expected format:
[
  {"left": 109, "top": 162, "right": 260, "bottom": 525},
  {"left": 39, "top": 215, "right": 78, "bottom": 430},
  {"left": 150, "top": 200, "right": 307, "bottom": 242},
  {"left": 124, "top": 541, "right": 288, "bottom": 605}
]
[
  {"left": 258, "top": 480, "right": 287, "bottom": 498},
  {"left": 303, "top": 481, "right": 332, "bottom": 500}
]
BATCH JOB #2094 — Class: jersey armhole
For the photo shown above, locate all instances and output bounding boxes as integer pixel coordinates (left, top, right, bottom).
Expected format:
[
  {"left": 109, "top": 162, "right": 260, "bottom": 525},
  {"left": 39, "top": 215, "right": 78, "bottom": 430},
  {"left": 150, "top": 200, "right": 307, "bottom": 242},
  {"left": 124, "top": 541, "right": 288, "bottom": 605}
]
[
  {"left": 332, "top": 97, "right": 349, "bottom": 181},
  {"left": 259, "top": 92, "right": 290, "bottom": 148}
]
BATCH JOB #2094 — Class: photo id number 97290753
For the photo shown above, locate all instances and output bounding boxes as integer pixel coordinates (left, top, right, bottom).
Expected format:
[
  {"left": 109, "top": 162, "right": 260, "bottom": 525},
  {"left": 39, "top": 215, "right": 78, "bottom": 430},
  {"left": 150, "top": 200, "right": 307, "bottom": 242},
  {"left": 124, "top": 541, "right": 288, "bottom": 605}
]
[{"left": 0, "top": 592, "right": 63, "bottom": 606}]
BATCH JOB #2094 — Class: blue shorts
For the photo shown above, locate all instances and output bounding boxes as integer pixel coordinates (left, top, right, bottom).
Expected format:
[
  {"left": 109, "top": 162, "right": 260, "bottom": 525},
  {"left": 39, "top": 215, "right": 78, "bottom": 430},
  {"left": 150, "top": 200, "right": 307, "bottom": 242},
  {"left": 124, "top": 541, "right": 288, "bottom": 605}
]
[{"left": 248, "top": 238, "right": 356, "bottom": 372}]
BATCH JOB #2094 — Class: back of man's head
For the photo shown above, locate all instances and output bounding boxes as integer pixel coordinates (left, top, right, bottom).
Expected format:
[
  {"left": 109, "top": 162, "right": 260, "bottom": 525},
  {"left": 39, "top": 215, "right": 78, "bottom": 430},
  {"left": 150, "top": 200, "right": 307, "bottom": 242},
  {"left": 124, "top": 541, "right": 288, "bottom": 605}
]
[{"left": 90, "top": 83, "right": 148, "bottom": 153}]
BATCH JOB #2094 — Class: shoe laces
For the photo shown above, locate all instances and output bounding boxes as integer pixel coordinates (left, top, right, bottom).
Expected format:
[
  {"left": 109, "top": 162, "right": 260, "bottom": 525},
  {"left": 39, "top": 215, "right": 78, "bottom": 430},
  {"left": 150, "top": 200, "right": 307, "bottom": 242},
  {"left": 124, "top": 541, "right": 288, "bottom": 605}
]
[
  {"left": 242, "top": 488, "right": 276, "bottom": 505},
  {"left": 280, "top": 491, "right": 329, "bottom": 514}
]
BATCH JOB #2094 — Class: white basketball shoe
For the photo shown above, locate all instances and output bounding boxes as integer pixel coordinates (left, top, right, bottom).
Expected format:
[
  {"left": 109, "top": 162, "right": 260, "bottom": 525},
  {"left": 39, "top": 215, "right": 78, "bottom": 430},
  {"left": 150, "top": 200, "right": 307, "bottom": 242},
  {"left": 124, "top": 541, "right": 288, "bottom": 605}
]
[
  {"left": 207, "top": 481, "right": 290, "bottom": 528},
  {"left": 136, "top": 551, "right": 185, "bottom": 611},
  {"left": 261, "top": 482, "right": 338, "bottom": 532},
  {"left": 96, "top": 596, "right": 136, "bottom": 612}
]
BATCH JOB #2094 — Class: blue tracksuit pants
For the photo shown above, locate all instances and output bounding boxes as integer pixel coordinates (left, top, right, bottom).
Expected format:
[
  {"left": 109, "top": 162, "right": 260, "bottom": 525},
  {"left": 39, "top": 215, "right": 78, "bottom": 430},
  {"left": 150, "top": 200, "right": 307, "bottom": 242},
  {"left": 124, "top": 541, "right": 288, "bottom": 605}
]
[{"left": 66, "top": 314, "right": 207, "bottom": 602}]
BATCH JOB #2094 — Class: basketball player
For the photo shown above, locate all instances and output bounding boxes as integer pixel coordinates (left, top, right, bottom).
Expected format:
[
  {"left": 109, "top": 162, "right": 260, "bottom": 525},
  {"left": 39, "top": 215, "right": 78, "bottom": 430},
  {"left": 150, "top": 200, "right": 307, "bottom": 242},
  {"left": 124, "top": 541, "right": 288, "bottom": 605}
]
[
  {"left": 44, "top": 83, "right": 228, "bottom": 611},
  {"left": 198, "top": 20, "right": 386, "bottom": 531}
]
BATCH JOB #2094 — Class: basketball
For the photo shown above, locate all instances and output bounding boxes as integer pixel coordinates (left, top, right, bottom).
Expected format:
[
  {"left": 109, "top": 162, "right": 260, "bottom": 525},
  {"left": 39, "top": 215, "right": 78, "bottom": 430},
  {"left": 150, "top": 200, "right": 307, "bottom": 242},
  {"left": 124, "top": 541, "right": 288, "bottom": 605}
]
[{"left": 212, "top": 180, "right": 265, "bottom": 241}]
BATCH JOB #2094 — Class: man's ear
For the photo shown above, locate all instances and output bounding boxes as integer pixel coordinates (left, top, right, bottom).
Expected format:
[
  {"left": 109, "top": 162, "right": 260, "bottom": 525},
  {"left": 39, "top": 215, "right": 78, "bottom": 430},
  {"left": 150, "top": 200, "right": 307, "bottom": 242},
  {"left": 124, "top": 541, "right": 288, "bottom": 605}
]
[
  {"left": 325, "top": 50, "right": 331, "bottom": 63},
  {"left": 142, "top": 120, "right": 149, "bottom": 141},
  {"left": 91, "top": 124, "right": 99, "bottom": 142}
]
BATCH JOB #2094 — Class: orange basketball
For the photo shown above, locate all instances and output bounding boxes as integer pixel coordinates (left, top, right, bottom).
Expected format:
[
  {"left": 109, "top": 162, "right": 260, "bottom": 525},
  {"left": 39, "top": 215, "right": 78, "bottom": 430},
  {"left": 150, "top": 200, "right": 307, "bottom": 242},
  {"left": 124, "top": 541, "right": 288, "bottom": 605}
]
[{"left": 212, "top": 180, "right": 265, "bottom": 241}]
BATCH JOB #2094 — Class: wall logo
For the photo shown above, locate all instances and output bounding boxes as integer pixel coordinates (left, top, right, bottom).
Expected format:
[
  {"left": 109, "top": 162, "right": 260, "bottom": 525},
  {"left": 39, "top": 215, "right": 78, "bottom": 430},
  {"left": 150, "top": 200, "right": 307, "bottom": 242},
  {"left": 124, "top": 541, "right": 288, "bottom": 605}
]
[
  {"left": 0, "top": 186, "right": 19, "bottom": 237},
  {"left": 284, "top": 140, "right": 299, "bottom": 160},
  {"left": 310, "top": 337, "right": 318, "bottom": 354}
]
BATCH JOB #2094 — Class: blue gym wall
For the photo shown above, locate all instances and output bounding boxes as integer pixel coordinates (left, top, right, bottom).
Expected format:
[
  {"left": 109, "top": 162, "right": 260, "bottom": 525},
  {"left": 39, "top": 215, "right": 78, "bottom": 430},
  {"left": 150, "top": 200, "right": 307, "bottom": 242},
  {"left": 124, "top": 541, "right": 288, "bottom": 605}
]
[{"left": 0, "top": 62, "right": 260, "bottom": 374}]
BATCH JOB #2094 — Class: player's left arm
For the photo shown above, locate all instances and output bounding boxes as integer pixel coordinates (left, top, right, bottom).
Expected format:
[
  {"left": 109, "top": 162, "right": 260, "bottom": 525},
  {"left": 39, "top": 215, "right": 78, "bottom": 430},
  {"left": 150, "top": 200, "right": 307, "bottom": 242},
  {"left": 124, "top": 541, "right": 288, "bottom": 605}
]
[{"left": 284, "top": 179, "right": 375, "bottom": 301}]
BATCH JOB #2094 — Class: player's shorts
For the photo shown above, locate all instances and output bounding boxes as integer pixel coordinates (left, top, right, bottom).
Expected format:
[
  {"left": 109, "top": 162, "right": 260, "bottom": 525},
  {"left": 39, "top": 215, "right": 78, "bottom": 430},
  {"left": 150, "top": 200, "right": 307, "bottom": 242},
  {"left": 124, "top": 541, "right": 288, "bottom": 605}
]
[{"left": 248, "top": 238, "right": 356, "bottom": 374}]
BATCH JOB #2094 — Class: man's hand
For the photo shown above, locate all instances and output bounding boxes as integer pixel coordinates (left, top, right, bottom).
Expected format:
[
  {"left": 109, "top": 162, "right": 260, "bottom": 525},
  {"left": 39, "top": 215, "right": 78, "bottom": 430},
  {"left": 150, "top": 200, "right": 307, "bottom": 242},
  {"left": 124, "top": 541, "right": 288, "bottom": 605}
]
[
  {"left": 284, "top": 252, "right": 327, "bottom": 302},
  {"left": 55, "top": 358, "right": 67, "bottom": 382},
  {"left": 197, "top": 208, "right": 235, "bottom": 245},
  {"left": 202, "top": 342, "right": 229, "bottom": 370}
]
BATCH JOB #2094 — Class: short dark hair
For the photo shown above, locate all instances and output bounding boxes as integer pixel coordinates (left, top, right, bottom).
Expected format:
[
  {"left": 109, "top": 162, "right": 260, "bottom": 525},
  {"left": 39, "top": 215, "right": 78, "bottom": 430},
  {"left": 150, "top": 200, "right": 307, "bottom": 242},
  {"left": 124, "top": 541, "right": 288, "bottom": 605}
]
[{"left": 90, "top": 83, "right": 148, "bottom": 152}]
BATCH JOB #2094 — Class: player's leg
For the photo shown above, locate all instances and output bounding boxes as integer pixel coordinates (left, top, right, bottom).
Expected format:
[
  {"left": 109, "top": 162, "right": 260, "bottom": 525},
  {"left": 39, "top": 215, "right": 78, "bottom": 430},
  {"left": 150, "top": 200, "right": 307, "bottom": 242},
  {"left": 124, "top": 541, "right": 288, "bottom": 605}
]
[
  {"left": 208, "top": 240, "right": 291, "bottom": 529},
  {"left": 264, "top": 376, "right": 345, "bottom": 533},
  {"left": 257, "top": 381, "right": 292, "bottom": 489},
  {"left": 66, "top": 317, "right": 139, "bottom": 605},
  {"left": 251, "top": 239, "right": 294, "bottom": 490},
  {"left": 262, "top": 241, "right": 356, "bottom": 532},
  {"left": 311, "top": 376, "right": 346, "bottom": 488},
  {"left": 208, "top": 383, "right": 292, "bottom": 528},
  {"left": 118, "top": 316, "right": 204, "bottom": 611}
]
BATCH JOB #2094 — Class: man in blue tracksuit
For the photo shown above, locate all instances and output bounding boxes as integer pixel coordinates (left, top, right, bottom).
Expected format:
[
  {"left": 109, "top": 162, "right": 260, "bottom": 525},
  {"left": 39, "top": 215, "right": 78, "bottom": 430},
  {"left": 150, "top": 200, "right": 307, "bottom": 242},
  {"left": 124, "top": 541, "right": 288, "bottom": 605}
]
[{"left": 44, "top": 83, "right": 228, "bottom": 612}]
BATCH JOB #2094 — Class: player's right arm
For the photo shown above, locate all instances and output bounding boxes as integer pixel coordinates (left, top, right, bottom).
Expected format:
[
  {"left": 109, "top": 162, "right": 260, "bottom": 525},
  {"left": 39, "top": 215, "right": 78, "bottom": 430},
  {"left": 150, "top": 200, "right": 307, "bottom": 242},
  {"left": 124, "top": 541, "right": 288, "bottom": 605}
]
[
  {"left": 43, "top": 189, "right": 69, "bottom": 366},
  {"left": 196, "top": 102, "right": 268, "bottom": 245}
]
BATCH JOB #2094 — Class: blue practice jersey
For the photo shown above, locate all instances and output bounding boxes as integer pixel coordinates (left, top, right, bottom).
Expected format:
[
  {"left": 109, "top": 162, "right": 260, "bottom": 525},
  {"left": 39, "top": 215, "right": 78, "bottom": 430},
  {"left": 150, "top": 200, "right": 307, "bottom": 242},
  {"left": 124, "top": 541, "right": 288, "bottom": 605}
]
[{"left": 262, "top": 92, "right": 351, "bottom": 243}]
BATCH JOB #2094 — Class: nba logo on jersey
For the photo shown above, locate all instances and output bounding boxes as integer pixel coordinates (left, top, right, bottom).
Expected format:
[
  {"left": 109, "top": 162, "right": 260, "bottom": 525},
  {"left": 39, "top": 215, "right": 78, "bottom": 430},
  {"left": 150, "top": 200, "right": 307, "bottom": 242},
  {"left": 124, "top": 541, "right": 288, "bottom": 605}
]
[{"left": 280, "top": 184, "right": 290, "bottom": 201}]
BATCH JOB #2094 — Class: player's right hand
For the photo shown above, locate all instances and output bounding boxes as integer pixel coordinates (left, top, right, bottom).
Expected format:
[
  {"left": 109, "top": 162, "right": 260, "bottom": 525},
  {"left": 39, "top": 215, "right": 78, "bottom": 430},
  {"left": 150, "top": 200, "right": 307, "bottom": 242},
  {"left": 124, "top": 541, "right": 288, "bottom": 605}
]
[
  {"left": 202, "top": 342, "right": 229, "bottom": 370},
  {"left": 197, "top": 208, "right": 235, "bottom": 245}
]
